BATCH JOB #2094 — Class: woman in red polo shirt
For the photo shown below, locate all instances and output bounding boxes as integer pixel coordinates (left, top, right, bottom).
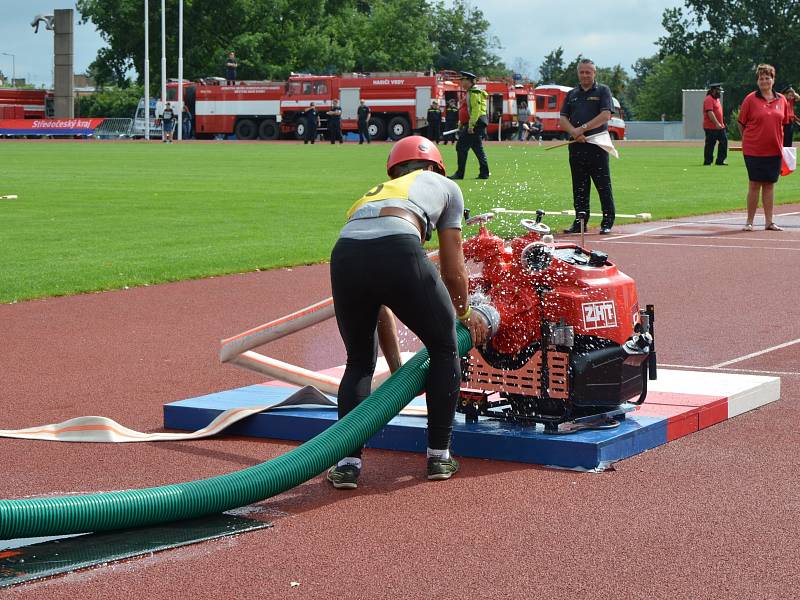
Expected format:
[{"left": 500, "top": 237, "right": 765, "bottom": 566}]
[{"left": 738, "top": 63, "right": 793, "bottom": 231}]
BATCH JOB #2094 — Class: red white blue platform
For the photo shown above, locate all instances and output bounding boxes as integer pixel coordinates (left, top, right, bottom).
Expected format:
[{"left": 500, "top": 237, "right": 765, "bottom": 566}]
[{"left": 163, "top": 368, "right": 780, "bottom": 471}]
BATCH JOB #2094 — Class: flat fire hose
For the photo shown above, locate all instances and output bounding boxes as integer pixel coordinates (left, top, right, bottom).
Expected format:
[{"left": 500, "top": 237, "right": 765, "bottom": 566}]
[
  {"left": 0, "top": 385, "right": 427, "bottom": 443},
  {"left": 0, "top": 326, "right": 472, "bottom": 539}
]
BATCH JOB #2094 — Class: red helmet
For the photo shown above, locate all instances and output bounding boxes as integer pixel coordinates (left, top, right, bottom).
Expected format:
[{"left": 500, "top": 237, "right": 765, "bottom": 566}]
[{"left": 386, "top": 135, "right": 446, "bottom": 177}]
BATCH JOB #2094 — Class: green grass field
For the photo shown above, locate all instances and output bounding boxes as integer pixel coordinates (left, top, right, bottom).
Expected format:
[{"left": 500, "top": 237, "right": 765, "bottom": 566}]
[{"left": 1, "top": 140, "right": 798, "bottom": 303}]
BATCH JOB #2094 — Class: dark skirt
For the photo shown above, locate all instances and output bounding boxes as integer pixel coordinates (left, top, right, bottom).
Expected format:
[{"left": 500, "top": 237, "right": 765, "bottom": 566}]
[{"left": 743, "top": 154, "right": 781, "bottom": 183}]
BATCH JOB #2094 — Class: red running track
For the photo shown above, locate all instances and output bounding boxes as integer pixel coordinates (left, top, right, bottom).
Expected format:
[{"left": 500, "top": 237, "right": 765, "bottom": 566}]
[{"left": 2, "top": 207, "right": 799, "bottom": 599}]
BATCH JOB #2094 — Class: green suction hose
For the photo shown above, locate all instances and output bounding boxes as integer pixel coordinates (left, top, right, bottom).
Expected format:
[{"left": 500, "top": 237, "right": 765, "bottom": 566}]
[{"left": 0, "top": 326, "right": 473, "bottom": 539}]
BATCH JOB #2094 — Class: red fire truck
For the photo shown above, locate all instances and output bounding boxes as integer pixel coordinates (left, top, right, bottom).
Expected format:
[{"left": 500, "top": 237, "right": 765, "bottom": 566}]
[
  {"left": 0, "top": 88, "right": 54, "bottom": 119},
  {"left": 475, "top": 80, "right": 546, "bottom": 140},
  {"left": 167, "top": 72, "right": 462, "bottom": 141},
  {"left": 533, "top": 84, "right": 625, "bottom": 140}
]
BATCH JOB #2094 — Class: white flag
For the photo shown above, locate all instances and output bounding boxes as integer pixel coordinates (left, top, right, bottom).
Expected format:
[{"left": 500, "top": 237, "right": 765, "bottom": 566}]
[
  {"left": 585, "top": 131, "right": 619, "bottom": 158},
  {"left": 781, "top": 146, "right": 796, "bottom": 176}
]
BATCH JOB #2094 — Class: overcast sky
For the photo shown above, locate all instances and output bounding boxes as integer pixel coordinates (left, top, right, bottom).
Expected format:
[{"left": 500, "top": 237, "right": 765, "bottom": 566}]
[{"left": 0, "top": 0, "right": 685, "bottom": 87}]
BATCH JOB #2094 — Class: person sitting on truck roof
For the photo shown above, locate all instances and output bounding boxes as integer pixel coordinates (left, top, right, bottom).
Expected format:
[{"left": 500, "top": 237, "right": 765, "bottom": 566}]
[{"left": 327, "top": 135, "right": 489, "bottom": 490}]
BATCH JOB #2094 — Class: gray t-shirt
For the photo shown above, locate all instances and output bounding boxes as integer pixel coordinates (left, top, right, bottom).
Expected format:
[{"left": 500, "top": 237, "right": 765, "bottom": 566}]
[{"left": 340, "top": 170, "right": 464, "bottom": 240}]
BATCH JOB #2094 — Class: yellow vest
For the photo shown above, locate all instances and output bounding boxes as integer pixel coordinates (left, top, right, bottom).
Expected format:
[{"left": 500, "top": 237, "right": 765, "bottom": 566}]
[{"left": 345, "top": 169, "right": 425, "bottom": 218}]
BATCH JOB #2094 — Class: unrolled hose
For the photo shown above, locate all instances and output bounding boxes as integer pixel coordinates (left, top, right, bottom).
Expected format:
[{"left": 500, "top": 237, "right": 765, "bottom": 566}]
[{"left": 0, "top": 326, "right": 473, "bottom": 539}]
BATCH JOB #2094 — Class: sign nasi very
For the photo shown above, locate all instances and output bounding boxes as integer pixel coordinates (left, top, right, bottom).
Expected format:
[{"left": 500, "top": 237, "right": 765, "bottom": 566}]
[{"left": 0, "top": 118, "right": 105, "bottom": 136}]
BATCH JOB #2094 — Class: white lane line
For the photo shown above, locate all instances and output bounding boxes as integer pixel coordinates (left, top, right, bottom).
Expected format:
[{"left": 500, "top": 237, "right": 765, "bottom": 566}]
[
  {"left": 604, "top": 211, "right": 800, "bottom": 242},
  {"left": 648, "top": 234, "right": 800, "bottom": 243},
  {"left": 710, "top": 337, "right": 800, "bottom": 368},
  {"left": 602, "top": 240, "right": 800, "bottom": 251},
  {"left": 659, "top": 363, "right": 799, "bottom": 377},
  {"left": 604, "top": 224, "right": 678, "bottom": 241}
]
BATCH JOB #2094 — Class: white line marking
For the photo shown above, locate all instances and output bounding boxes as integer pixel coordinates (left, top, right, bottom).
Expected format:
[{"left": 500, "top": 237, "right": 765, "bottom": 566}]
[
  {"left": 659, "top": 363, "right": 798, "bottom": 377},
  {"left": 710, "top": 337, "right": 800, "bottom": 368},
  {"left": 604, "top": 224, "right": 677, "bottom": 240},
  {"left": 604, "top": 212, "right": 800, "bottom": 241},
  {"left": 648, "top": 234, "right": 800, "bottom": 243},
  {"left": 602, "top": 240, "right": 800, "bottom": 251}
]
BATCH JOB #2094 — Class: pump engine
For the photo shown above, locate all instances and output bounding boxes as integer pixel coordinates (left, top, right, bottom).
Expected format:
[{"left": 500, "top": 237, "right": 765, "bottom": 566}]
[{"left": 458, "top": 211, "right": 656, "bottom": 433}]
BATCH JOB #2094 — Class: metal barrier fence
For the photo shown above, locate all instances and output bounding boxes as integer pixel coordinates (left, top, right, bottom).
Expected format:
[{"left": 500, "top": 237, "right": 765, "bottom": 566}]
[{"left": 93, "top": 118, "right": 133, "bottom": 139}]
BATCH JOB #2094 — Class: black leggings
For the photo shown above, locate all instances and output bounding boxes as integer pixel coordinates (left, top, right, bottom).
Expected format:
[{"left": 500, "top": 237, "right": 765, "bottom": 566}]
[{"left": 330, "top": 235, "right": 459, "bottom": 456}]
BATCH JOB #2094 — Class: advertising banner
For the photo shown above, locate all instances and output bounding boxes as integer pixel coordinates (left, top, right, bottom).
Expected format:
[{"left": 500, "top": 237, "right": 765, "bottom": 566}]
[{"left": 0, "top": 118, "right": 105, "bottom": 136}]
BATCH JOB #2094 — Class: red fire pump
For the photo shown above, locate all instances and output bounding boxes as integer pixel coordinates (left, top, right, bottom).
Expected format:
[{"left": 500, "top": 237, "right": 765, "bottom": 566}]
[{"left": 458, "top": 210, "right": 657, "bottom": 433}]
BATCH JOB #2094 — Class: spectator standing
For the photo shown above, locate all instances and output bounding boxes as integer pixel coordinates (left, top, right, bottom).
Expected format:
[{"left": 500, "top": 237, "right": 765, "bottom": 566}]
[
  {"left": 304, "top": 102, "right": 319, "bottom": 144},
  {"left": 225, "top": 52, "right": 238, "bottom": 86},
  {"left": 558, "top": 58, "right": 615, "bottom": 234},
  {"left": 427, "top": 100, "right": 442, "bottom": 144},
  {"left": 703, "top": 83, "right": 728, "bottom": 165},
  {"left": 781, "top": 86, "right": 799, "bottom": 146},
  {"left": 516, "top": 101, "right": 529, "bottom": 141},
  {"left": 161, "top": 102, "right": 175, "bottom": 143},
  {"left": 357, "top": 99, "right": 371, "bottom": 144},
  {"left": 738, "top": 64, "right": 792, "bottom": 231},
  {"left": 443, "top": 98, "right": 459, "bottom": 145},
  {"left": 328, "top": 99, "right": 343, "bottom": 144},
  {"left": 450, "top": 71, "right": 490, "bottom": 180}
]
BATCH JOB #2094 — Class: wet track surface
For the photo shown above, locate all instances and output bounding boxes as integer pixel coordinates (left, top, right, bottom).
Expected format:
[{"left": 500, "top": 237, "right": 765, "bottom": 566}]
[{"left": 2, "top": 207, "right": 799, "bottom": 599}]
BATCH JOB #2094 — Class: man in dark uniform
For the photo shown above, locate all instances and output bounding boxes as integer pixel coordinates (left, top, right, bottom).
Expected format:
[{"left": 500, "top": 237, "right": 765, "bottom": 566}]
[
  {"left": 450, "top": 71, "right": 490, "bottom": 180},
  {"left": 225, "top": 51, "right": 237, "bottom": 86},
  {"left": 328, "top": 99, "right": 343, "bottom": 144},
  {"left": 427, "top": 100, "right": 442, "bottom": 144},
  {"left": 357, "top": 99, "right": 371, "bottom": 144},
  {"left": 443, "top": 98, "right": 459, "bottom": 145},
  {"left": 703, "top": 83, "right": 727, "bottom": 165},
  {"left": 303, "top": 102, "right": 319, "bottom": 144},
  {"left": 559, "top": 59, "right": 616, "bottom": 234}
]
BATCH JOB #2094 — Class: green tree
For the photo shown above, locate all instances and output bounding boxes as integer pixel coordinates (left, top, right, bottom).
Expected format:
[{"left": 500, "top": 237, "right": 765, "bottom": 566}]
[
  {"left": 76, "top": 85, "right": 143, "bottom": 117},
  {"left": 77, "top": 0, "right": 509, "bottom": 88},
  {"left": 656, "top": 1, "right": 800, "bottom": 121},
  {"left": 538, "top": 47, "right": 565, "bottom": 83},
  {"left": 430, "top": 0, "right": 507, "bottom": 76}
]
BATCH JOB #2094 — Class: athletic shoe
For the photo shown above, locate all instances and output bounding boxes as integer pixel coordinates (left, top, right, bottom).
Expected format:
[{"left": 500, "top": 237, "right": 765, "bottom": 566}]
[
  {"left": 427, "top": 457, "right": 460, "bottom": 480},
  {"left": 599, "top": 227, "right": 612, "bottom": 234},
  {"left": 476, "top": 173, "right": 490, "bottom": 179},
  {"left": 765, "top": 223, "right": 783, "bottom": 231},
  {"left": 448, "top": 174, "right": 464, "bottom": 180},
  {"left": 327, "top": 464, "right": 360, "bottom": 489}
]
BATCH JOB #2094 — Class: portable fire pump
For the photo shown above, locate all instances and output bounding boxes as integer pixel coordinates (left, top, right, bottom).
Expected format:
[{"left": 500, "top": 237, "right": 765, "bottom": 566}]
[{"left": 458, "top": 210, "right": 656, "bottom": 433}]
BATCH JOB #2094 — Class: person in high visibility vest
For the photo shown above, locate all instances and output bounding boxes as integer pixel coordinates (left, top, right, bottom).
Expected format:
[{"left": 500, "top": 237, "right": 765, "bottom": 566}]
[
  {"left": 450, "top": 71, "right": 490, "bottom": 180},
  {"left": 327, "top": 135, "right": 489, "bottom": 490}
]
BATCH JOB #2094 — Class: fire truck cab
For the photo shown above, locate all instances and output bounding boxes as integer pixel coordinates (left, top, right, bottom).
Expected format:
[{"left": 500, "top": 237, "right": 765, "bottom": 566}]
[
  {"left": 534, "top": 84, "right": 625, "bottom": 140},
  {"left": 0, "top": 88, "right": 54, "bottom": 119}
]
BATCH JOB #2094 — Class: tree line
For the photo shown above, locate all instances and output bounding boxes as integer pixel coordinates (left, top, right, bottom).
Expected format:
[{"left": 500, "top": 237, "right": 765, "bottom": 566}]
[{"left": 77, "top": 0, "right": 799, "bottom": 125}]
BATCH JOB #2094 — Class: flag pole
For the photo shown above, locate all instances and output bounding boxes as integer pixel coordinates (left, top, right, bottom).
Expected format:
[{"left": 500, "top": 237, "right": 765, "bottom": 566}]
[
  {"left": 177, "top": 0, "right": 183, "bottom": 141},
  {"left": 144, "top": 0, "right": 149, "bottom": 140}
]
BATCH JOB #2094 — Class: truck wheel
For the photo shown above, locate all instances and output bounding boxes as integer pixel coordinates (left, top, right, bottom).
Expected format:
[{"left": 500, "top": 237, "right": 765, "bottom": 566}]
[
  {"left": 259, "top": 119, "right": 279, "bottom": 140},
  {"left": 234, "top": 119, "right": 258, "bottom": 140},
  {"left": 368, "top": 117, "right": 387, "bottom": 141},
  {"left": 387, "top": 117, "right": 410, "bottom": 140},
  {"left": 295, "top": 117, "right": 307, "bottom": 140}
]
